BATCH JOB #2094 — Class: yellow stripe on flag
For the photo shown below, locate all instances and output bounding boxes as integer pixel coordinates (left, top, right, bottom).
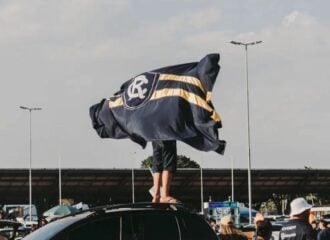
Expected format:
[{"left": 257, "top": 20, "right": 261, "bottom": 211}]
[
  {"left": 150, "top": 88, "right": 221, "bottom": 121},
  {"left": 159, "top": 74, "right": 205, "bottom": 93},
  {"left": 109, "top": 97, "right": 123, "bottom": 108}
]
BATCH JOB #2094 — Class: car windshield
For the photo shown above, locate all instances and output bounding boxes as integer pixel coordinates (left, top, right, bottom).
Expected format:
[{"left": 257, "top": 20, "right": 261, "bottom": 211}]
[{"left": 23, "top": 212, "right": 92, "bottom": 240}]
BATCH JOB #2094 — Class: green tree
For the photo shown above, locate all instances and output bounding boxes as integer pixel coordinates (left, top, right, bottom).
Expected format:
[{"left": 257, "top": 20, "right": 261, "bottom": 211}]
[
  {"left": 270, "top": 193, "right": 290, "bottom": 215},
  {"left": 141, "top": 155, "right": 200, "bottom": 168},
  {"left": 259, "top": 200, "right": 278, "bottom": 215}
]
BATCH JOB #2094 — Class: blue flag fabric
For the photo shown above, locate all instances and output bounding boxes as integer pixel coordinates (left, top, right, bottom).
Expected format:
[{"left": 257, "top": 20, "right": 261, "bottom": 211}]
[{"left": 90, "top": 54, "right": 226, "bottom": 154}]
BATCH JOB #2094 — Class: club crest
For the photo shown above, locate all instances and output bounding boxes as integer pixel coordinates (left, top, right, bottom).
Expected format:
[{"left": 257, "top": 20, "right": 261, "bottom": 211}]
[{"left": 123, "top": 72, "right": 158, "bottom": 109}]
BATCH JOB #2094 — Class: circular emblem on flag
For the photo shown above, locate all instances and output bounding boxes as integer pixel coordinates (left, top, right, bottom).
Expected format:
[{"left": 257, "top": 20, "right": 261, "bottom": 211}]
[{"left": 123, "top": 72, "right": 158, "bottom": 109}]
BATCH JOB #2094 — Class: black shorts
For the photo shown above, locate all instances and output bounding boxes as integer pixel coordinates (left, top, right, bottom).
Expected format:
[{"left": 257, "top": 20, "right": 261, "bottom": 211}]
[{"left": 152, "top": 140, "right": 177, "bottom": 173}]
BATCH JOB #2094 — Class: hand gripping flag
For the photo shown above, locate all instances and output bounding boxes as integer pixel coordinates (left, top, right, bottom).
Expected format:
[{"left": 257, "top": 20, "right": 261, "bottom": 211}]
[{"left": 90, "top": 53, "right": 226, "bottom": 154}]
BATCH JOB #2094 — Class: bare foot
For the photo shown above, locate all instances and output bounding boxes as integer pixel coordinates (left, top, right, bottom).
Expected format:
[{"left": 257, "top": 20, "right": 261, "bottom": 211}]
[
  {"left": 160, "top": 196, "right": 180, "bottom": 203},
  {"left": 152, "top": 195, "right": 160, "bottom": 203}
]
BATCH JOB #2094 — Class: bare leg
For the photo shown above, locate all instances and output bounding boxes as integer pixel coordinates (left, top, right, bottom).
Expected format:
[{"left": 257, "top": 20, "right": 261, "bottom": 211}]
[
  {"left": 152, "top": 172, "right": 162, "bottom": 203},
  {"left": 161, "top": 170, "right": 171, "bottom": 198},
  {"left": 160, "top": 170, "right": 178, "bottom": 203}
]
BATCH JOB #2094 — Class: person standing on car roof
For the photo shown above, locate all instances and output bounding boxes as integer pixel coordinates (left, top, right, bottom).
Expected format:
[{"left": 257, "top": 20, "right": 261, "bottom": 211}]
[
  {"left": 279, "top": 197, "right": 315, "bottom": 240},
  {"left": 151, "top": 140, "right": 179, "bottom": 203}
]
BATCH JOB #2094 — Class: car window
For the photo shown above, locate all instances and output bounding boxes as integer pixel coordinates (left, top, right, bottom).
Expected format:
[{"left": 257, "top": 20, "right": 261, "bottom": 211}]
[
  {"left": 122, "top": 212, "right": 180, "bottom": 240},
  {"left": 61, "top": 216, "right": 120, "bottom": 240},
  {"left": 179, "top": 213, "right": 218, "bottom": 240}
]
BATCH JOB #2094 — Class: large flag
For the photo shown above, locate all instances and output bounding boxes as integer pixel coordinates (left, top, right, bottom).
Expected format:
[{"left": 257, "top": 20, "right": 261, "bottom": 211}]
[{"left": 90, "top": 53, "right": 226, "bottom": 154}]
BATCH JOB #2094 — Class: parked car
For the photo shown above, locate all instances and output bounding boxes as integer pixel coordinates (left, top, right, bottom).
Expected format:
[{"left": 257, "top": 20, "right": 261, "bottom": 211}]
[
  {"left": 242, "top": 223, "right": 283, "bottom": 240},
  {"left": 0, "top": 220, "right": 29, "bottom": 240},
  {"left": 23, "top": 202, "right": 218, "bottom": 240},
  {"left": 1, "top": 204, "right": 38, "bottom": 227}
]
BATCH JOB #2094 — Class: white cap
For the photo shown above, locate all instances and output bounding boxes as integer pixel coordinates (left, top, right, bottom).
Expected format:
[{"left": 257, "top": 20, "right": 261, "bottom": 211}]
[{"left": 290, "top": 197, "right": 312, "bottom": 216}]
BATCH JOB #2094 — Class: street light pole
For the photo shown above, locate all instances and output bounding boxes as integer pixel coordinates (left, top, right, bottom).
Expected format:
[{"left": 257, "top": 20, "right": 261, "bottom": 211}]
[
  {"left": 200, "top": 166, "right": 204, "bottom": 213},
  {"left": 230, "top": 156, "right": 234, "bottom": 202},
  {"left": 132, "top": 167, "right": 135, "bottom": 203},
  {"left": 132, "top": 152, "right": 136, "bottom": 203},
  {"left": 20, "top": 106, "right": 42, "bottom": 222},
  {"left": 59, "top": 155, "right": 62, "bottom": 205},
  {"left": 230, "top": 40, "right": 262, "bottom": 224}
]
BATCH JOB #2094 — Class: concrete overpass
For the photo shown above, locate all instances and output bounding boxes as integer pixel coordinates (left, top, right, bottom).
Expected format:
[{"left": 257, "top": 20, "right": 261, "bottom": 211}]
[{"left": 0, "top": 168, "right": 329, "bottom": 213}]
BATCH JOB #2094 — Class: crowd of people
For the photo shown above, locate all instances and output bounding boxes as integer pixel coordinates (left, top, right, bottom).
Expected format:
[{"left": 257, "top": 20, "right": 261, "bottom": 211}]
[
  {"left": 207, "top": 197, "right": 330, "bottom": 240},
  {"left": 207, "top": 214, "right": 272, "bottom": 240}
]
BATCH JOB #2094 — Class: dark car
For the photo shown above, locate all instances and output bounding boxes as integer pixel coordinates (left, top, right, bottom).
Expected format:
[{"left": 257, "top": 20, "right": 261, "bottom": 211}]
[{"left": 23, "top": 202, "right": 218, "bottom": 240}]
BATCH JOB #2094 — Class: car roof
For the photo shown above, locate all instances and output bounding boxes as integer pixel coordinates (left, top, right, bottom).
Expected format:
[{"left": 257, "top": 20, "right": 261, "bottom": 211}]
[
  {"left": 52, "top": 202, "right": 192, "bottom": 222},
  {"left": 76, "top": 202, "right": 188, "bottom": 215},
  {"left": 98, "top": 202, "right": 189, "bottom": 212}
]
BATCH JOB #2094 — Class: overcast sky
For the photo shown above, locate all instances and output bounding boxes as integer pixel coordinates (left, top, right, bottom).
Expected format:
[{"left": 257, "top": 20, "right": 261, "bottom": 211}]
[{"left": 1, "top": 0, "right": 329, "bottom": 169}]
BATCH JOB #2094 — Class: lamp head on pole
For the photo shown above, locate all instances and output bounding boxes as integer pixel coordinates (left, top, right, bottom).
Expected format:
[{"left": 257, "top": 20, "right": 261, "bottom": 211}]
[
  {"left": 230, "top": 41, "right": 243, "bottom": 45},
  {"left": 19, "top": 106, "right": 42, "bottom": 111},
  {"left": 249, "top": 40, "right": 263, "bottom": 45},
  {"left": 230, "top": 40, "right": 263, "bottom": 46}
]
